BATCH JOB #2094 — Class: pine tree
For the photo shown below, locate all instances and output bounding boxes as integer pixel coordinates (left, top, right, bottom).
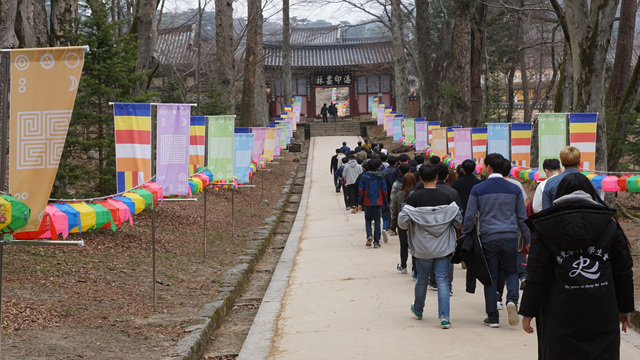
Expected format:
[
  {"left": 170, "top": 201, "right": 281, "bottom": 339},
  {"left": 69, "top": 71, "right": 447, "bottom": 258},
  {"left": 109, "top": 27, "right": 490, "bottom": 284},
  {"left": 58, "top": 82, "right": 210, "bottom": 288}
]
[{"left": 54, "top": 0, "right": 153, "bottom": 198}]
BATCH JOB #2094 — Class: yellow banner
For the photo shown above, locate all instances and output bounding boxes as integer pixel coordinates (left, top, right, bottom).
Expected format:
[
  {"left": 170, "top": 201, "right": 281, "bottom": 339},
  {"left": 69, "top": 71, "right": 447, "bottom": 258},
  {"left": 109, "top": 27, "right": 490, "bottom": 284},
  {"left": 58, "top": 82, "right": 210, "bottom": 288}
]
[
  {"left": 10, "top": 47, "right": 85, "bottom": 232},
  {"left": 263, "top": 128, "right": 278, "bottom": 161}
]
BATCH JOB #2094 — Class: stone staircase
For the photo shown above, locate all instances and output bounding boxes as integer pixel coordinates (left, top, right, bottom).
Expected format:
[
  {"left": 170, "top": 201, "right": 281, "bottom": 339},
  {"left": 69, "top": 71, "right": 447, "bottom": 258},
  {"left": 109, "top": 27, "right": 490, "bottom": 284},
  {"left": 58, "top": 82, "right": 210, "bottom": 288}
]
[{"left": 308, "top": 120, "right": 362, "bottom": 137}]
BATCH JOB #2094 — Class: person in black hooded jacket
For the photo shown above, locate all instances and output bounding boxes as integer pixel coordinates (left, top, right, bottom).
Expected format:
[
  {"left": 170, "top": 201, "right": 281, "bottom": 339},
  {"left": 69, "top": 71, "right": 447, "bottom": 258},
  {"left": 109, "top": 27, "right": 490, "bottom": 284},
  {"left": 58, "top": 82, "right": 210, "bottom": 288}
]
[{"left": 519, "top": 172, "right": 634, "bottom": 360}]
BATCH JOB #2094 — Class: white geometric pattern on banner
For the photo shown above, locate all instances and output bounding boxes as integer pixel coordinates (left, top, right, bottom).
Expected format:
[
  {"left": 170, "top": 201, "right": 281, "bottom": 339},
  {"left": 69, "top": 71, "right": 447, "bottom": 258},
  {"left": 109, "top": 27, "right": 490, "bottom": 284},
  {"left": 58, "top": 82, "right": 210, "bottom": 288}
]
[
  {"left": 159, "top": 135, "right": 187, "bottom": 164},
  {"left": 17, "top": 110, "right": 71, "bottom": 170}
]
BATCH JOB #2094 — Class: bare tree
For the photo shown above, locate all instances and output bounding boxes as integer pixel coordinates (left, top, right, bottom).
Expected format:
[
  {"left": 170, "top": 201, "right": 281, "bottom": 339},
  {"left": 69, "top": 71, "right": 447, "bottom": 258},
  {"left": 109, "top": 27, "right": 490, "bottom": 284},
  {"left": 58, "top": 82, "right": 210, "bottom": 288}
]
[
  {"left": 449, "top": 0, "right": 472, "bottom": 127},
  {"left": 240, "top": 0, "right": 268, "bottom": 126},
  {"left": 50, "top": 0, "right": 78, "bottom": 46},
  {"left": 215, "top": 0, "right": 236, "bottom": 114},
  {"left": 283, "top": 0, "right": 292, "bottom": 107},
  {"left": 557, "top": 0, "right": 619, "bottom": 170},
  {"left": 0, "top": 0, "right": 19, "bottom": 48},
  {"left": 390, "top": 0, "right": 408, "bottom": 114},
  {"left": 15, "top": 0, "right": 49, "bottom": 47},
  {"left": 415, "top": 0, "right": 431, "bottom": 119},
  {"left": 604, "top": 0, "right": 637, "bottom": 110},
  {"left": 470, "top": 1, "right": 487, "bottom": 126},
  {"left": 130, "top": 0, "right": 159, "bottom": 90}
]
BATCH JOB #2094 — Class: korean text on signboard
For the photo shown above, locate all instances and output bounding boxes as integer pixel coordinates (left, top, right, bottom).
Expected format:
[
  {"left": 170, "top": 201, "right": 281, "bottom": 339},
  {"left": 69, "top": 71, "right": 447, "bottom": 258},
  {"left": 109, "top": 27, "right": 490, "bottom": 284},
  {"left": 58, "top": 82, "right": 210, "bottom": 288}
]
[{"left": 314, "top": 74, "right": 352, "bottom": 86}]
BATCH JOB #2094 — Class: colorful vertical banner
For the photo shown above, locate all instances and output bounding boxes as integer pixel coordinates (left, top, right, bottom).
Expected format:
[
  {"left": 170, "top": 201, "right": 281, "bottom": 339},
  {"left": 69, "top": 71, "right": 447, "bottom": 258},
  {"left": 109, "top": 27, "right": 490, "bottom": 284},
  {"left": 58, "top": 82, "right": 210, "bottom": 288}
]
[
  {"left": 274, "top": 126, "right": 282, "bottom": 156},
  {"left": 414, "top": 119, "right": 428, "bottom": 151},
  {"left": 263, "top": 127, "right": 278, "bottom": 161},
  {"left": 207, "top": 115, "right": 235, "bottom": 182},
  {"left": 234, "top": 132, "right": 254, "bottom": 184},
  {"left": 511, "top": 123, "right": 532, "bottom": 167},
  {"left": 392, "top": 118, "right": 403, "bottom": 142},
  {"left": 383, "top": 106, "right": 392, "bottom": 130},
  {"left": 376, "top": 103, "right": 385, "bottom": 125},
  {"left": 431, "top": 128, "right": 448, "bottom": 158},
  {"left": 189, "top": 116, "right": 206, "bottom": 174},
  {"left": 403, "top": 118, "right": 415, "bottom": 144},
  {"left": 10, "top": 46, "right": 85, "bottom": 232},
  {"left": 251, "top": 127, "right": 267, "bottom": 163},
  {"left": 427, "top": 121, "right": 441, "bottom": 146},
  {"left": 487, "top": 123, "right": 511, "bottom": 160},
  {"left": 538, "top": 113, "right": 568, "bottom": 178},
  {"left": 472, "top": 127, "right": 488, "bottom": 164},
  {"left": 386, "top": 111, "right": 396, "bottom": 136},
  {"left": 569, "top": 113, "right": 597, "bottom": 171},
  {"left": 447, "top": 126, "right": 461, "bottom": 156},
  {"left": 274, "top": 121, "right": 290, "bottom": 146},
  {"left": 113, "top": 103, "right": 152, "bottom": 193},
  {"left": 454, "top": 128, "right": 473, "bottom": 164},
  {"left": 156, "top": 104, "right": 191, "bottom": 195},
  {"left": 369, "top": 96, "right": 379, "bottom": 114}
]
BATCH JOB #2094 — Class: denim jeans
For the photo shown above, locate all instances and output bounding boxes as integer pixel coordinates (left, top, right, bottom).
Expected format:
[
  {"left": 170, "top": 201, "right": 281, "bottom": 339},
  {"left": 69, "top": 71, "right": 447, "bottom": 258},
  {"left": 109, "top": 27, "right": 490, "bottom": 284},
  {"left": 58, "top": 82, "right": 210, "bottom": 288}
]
[
  {"left": 482, "top": 237, "right": 519, "bottom": 319},
  {"left": 497, "top": 252, "right": 528, "bottom": 302},
  {"left": 414, "top": 257, "right": 451, "bottom": 320},
  {"left": 382, "top": 204, "right": 390, "bottom": 230},
  {"left": 363, "top": 205, "right": 383, "bottom": 243}
]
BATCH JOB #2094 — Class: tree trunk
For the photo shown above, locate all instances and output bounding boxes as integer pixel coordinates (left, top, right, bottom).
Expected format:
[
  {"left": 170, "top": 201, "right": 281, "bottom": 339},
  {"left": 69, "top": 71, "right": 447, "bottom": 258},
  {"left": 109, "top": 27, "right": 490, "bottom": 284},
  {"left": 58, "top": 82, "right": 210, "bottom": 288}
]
[
  {"left": 196, "top": 0, "right": 203, "bottom": 105},
  {"left": 240, "top": 0, "right": 268, "bottom": 127},
  {"left": 283, "top": 0, "right": 292, "bottom": 107},
  {"left": 554, "top": 41, "right": 573, "bottom": 112},
  {"left": 470, "top": 1, "right": 486, "bottom": 127},
  {"left": 390, "top": 0, "right": 408, "bottom": 115},
  {"left": 563, "top": 0, "right": 619, "bottom": 170},
  {"left": 605, "top": 0, "right": 636, "bottom": 110},
  {"left": 415, "top": 0, "right": 431, "bottom": 119},
  {"left": 507, "top": 66, "right": 515, "bottom": 122},
  {"left": 433, "top": 20, "right": 454, "bottom": 125},
  {"left": 519, "top": 50, "right": 530, "bottom": 123},
  {"left": 215, "top": 0, "right": 236, "bottom": 114},
  {"left": 15, "top": 0, "right": 49, "bottom": 47},
  {"left": 0, "top": 0, "right": 19, "bottom": 48},
  {"left": 450, "top": 0, "right": 472, "bottom": 127},
  {"left": 50, "top": 0, "right": 78, "bottom": 46},
  {"left": 131, "top": 0, "right": 158, "bottom": 91}
]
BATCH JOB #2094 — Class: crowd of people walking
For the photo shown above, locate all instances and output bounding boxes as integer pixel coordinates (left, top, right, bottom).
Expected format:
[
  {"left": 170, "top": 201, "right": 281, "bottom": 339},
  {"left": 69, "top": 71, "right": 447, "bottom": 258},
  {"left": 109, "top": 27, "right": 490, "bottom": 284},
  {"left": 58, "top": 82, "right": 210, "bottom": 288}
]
[{"left": 329, "top": 140, "right": 635, "bottom": 358}]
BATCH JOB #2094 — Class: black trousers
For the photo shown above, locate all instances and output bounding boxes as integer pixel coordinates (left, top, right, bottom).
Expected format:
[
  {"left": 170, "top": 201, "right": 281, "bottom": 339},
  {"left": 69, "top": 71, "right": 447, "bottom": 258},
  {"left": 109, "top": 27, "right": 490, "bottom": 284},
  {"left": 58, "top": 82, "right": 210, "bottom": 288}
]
[{"left": 346, "top": 184, "right": 358, "bottom": 207}]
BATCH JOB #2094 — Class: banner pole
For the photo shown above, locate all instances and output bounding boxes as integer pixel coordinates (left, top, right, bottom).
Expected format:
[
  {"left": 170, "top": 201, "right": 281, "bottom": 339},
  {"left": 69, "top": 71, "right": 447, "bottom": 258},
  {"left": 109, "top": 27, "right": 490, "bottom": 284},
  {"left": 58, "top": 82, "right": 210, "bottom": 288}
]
[
  {"left": 151, "top": 106, "right": 157, "bottom": 312},
  {"left": 203, "top": 117, "right": 209, "bottom": 262},
  {"left": 0, "top": 242, "right": 4, "bottom": 354},
  {"left": 1, "top": 52, "right": 10, "bottom": 192},
  {"left": 231, "top": 187, "right": 235, "bottom": 241}
]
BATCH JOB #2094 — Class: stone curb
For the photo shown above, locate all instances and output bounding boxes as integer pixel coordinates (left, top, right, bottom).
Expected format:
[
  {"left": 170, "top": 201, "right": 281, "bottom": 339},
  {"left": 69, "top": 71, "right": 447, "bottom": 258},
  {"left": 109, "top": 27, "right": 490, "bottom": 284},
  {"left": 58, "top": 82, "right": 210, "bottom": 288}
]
[{"left": 161, "top": 145, "right": 308, "bottom": 360}]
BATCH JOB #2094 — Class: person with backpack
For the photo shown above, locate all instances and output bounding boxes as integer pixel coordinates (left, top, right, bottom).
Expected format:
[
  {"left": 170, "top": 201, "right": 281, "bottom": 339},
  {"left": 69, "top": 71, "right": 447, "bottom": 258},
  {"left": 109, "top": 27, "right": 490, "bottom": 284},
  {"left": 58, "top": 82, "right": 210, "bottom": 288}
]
[
  {"left": 358, "top": 159, "right": 388, "bottom": 248},
  {"left": 320, "top": 103, "right": 329, "bottom": 123}
]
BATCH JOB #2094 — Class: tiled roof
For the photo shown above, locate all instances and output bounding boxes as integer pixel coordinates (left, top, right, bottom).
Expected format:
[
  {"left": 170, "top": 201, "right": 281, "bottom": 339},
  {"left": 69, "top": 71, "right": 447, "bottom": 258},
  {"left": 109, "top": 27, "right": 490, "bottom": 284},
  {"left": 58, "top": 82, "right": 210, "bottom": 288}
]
[
  {"left": 264, "top": 42, "right": 394, "bottom": 68},
  {"left": 157, "top": 24, "right": 197, "bottom": 66},
  {"left": 290, "top": 26, "right": 342, "bottom": 45}
]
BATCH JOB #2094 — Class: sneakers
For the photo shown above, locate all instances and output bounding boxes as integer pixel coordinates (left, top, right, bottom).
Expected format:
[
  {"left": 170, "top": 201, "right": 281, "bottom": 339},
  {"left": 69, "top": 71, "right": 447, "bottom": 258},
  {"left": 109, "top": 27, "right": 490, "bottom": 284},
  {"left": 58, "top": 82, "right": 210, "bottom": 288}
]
[
  {"left": 410, "top": 304, "right": 423, "bottom": 320},
  {"left": 507, "top": 302, "right": 519, "bottom": 326},
  {"left": 397, "top": 264, "right": 407, "bottom": 274},
  {"left": 388, "top": 230, "right": 397, "bottom": 236},
  {"left": 373, "top": 242, "right": 381, "bottom": 248},
  {"left": 381, "top": 230, "right": 388, "bottom": 243},
  {"left": 351, "top": 207, "right": 357, "bottom": 214},
  {"left": 345, "top": 206, "right": 350, "bottom": 211},
  {"left": 440, "top": 318, "right": 451, "bottom": 329},
  {"left": 366, "top": 236, "right": 373, "bottom": 247},
  {"left": 428, "top": 285, "right": 438, "bottom": 291},
  {"left": 450, "top": 289, "right": 454, "bottom": 297},
  {"left": 484, "top": 317, "right": 499, "bottom": 328},
  {"left": 497, "top": 301, "right": 503, "bottom": 310},
  {"left": 412, "top": 273, "right": 418, "bottom": 282}
]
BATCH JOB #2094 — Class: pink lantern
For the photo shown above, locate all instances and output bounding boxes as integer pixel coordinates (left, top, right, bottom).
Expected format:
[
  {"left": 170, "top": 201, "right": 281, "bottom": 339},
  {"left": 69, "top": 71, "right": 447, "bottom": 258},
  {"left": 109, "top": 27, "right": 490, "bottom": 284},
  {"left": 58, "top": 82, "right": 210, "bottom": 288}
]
[
  {"left": 510, "top": 166, "right": 522, "bottom": 178},
  {"left": 475, "top": 164, "right": 484, "bottom": 174},
  {"left": 601, "top": 176, "right": 620, "bottom": 192},
  {"left": 533, "top": 171, "right": 540, "bottom": 182}
]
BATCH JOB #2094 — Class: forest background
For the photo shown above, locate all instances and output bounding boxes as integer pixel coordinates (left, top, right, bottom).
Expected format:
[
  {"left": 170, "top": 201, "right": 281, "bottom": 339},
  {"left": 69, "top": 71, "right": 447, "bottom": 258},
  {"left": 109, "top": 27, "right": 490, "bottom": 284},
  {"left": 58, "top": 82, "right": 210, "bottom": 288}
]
[{"left": 1, "top": 0, "right": 640, "bottom": 200}]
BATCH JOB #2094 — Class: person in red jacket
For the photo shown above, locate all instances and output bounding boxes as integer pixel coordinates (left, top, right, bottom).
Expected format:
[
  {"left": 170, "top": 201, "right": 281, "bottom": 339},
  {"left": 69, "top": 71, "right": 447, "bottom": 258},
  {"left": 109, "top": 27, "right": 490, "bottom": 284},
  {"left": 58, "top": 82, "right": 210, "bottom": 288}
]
[{"left": 358, "top": 159, "right": 388, "bottom": 248}]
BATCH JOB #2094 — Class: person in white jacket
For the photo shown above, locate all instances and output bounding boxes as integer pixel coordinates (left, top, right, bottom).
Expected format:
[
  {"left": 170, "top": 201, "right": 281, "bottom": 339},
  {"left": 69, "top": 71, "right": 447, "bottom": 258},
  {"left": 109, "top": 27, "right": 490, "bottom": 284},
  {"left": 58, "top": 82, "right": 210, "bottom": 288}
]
[{"left": 398, "top": 164, "right": 462, "bottom": 329}]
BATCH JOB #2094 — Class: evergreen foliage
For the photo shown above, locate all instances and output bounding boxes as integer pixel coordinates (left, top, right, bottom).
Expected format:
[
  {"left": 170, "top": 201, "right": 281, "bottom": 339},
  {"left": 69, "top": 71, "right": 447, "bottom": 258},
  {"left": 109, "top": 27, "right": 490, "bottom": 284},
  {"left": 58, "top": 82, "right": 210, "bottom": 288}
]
[
  {"left": 195, "top": 79, "right": 232, "bottom": 116},
  {"left": 53, "top": 0, "right": 153, "bottom": 198}
]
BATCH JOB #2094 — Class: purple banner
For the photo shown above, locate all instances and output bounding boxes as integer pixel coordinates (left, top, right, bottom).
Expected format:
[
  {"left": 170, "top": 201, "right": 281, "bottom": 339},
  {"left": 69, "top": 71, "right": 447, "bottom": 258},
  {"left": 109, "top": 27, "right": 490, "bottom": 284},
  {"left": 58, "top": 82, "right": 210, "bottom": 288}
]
[
  {"left": 251, "top": 127, "right": 267, "bottom": 162},
  {"left": 415, "top": 121, "right": 428, "bottom": 151},
  {"left": 274, "top": 127, "right": 282, "bottom": 156},
  {"left": 453, "top": 128, "right": 473, "bottom": 164},
  {"left": 156, "top": 104, "right": 190, "bottom": 195}
]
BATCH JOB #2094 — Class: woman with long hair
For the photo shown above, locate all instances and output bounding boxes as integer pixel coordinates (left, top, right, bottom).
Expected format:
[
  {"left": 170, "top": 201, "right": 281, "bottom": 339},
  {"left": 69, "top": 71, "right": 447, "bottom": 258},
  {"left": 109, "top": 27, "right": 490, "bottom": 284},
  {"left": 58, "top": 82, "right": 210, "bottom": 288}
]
[
  {"left": 519, "top": 172, "right": 634, "bottom": 359},
  {"left": 390, "top": 165, "right": 417, "bottom": 274}
]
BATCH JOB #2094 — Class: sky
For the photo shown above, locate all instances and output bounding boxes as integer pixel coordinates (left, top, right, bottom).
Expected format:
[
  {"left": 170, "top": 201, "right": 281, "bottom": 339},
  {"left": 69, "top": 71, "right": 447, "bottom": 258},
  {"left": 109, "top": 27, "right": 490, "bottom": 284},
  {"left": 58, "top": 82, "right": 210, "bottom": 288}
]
[{"left": 162, "top": 0, "right": 377, "bottom": 24}]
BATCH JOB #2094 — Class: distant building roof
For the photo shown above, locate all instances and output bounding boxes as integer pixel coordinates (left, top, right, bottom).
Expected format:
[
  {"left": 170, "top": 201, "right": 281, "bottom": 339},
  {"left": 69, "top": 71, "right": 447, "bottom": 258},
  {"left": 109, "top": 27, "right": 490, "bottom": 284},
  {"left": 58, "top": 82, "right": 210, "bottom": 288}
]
[
  {"left": 157, "top": 24, "right": 197, "bottom": 66},
  {"left": 264, "top": 42, "right": 394, "bottom": 68},
  {"left": 264, "top": 26, "right": 393, "bottom": 69}
]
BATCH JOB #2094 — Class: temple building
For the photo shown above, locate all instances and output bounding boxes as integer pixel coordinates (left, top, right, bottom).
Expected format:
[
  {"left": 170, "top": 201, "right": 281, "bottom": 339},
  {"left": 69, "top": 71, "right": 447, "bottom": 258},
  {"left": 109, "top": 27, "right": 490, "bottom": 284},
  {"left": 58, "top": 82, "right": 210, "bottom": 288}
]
[{"left": 263, "top": 26, "right": 395, "bottom": 119}]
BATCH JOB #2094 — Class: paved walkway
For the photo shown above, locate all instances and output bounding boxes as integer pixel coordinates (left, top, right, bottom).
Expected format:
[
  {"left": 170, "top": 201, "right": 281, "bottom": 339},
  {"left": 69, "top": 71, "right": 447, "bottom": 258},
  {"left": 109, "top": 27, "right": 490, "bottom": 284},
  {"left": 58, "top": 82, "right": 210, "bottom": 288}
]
[{"left": 239, "top": 136, "right": 640, "bottom": 360}]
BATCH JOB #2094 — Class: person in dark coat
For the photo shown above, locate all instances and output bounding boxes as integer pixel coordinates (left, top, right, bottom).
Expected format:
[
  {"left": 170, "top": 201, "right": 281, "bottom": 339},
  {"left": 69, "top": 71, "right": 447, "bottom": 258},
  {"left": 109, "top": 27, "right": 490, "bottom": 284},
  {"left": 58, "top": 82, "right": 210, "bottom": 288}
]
[
  {"left": 451, "top": 159, "right": 481, "bottom": 212},
  {"left": 519, "top": 172, "right": 635, "bottom": 360},
  {"left": 330, "top": 148, "right": 341, "bottom": 192},
  {"left": 329, "top": 103, "right": 338, "bottom": 123},
  {"left": 320, "top": 103, "right": 329, "bottom": 123}
]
